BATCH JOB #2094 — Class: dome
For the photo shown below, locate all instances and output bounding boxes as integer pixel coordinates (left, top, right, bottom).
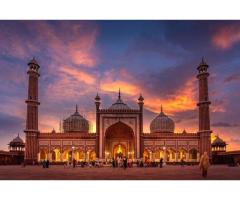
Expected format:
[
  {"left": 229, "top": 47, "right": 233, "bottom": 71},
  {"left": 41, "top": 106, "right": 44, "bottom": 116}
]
[
  {"left": 109, "top": 89, "right": 131, "bottom": 110},
  {"left": 9, "top": 134, "right": 24, "bottom": 146},
  {"left": 212, "top": 135, "right": 226, "bottom": 146},
  {"left": 150, "top": 106, "right": 175, "bottom": 133},
  {"left": 63, "top": 105, "right": 89, "bottom": 133}
]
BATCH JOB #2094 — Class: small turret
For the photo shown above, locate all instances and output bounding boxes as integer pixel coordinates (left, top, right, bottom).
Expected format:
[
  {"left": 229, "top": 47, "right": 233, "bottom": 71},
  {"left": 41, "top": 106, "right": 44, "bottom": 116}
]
[
  {"left": 138, "top": 93, "right": 144, "bottom": 111},
  {"left": 28, "top": 57, "right": 40, "bottom": 74},
  {"left": 95, "top": 93, "right": 101, "bottom": 111},
  {"left": 197, "top": 57, "right": 209, "bottom": 75}
]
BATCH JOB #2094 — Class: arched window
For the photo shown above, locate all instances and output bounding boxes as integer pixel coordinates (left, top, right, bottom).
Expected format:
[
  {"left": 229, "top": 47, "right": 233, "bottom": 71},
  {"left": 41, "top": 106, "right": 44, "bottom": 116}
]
[
  {"left": 52, "top": 151, "right": 56, "bottom": 161},
  {"left": 40, "top": 149, "right": 47, "bottom": 160},
  {"left": 189, "top": 149, "right": 198, "bottom": 160}
]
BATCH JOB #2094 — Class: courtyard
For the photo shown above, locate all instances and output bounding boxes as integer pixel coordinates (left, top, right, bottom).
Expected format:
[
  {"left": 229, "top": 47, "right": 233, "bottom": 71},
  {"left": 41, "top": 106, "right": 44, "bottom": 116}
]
[{"left": 0, "top": 165, "right": 239, "bottom": 180}]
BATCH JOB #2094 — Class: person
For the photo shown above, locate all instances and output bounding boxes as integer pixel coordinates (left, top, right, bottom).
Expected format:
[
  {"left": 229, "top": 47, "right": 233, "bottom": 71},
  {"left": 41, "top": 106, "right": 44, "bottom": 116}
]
[
  {"left": 180, "top": 157, "right": 185, "bottom": 167},
  {"left": 128, "top": 158, "right": 132, "bottom": 168},
  {"left": 46, "top": 160, "right": 49, "bottom": 168},
  {"left": 112, "top": 158, "right": 116, "bottom": 168},
  {"left": 42, "top": 160, "right": 46, "bottom": 168},
  {"left": 73, "top": 158, "right": 76, "bottom": 168},
  {"left": 140, "top": 159, "right": 144, "bottom": 167},
  {"left": 199, "top": 151, "right": 210, "bottom": 178},
  {"left": 159, "top": 158, "right": 163, "bottom": 168},
  {"left": 136, "top": 159, "right": 139, "bottom": 167},
  {"left": 123, "top": 157, "right": 128, "bottom": 169}
]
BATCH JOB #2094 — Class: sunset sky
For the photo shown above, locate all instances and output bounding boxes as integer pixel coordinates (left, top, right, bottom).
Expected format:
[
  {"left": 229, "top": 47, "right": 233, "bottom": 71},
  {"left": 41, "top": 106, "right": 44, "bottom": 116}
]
[{"left": 0, "top": 20, "right": 240, "bottom": 151}]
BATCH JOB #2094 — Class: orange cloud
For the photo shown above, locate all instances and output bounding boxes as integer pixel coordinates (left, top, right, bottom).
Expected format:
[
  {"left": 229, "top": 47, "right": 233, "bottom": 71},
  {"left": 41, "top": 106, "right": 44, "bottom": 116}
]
[
  {"left": 68, "top": 30, "right": 98, "bottom": 67},
  {"left": 100, "top": 80, "right": 139, "bottom": 96},
  {"left": 144, "top": 78, "right": 197, "bottom": 114},
  {"left": 212, "top": 24, "right": 240, "bottom": 49},
  {"left": 59, "top": 66, "right": 95, "bottom": 85},
  {"left": 39, "top": 115, "right": 60, "bottom": 132},
  {"left": 70, "top": 50, "right": 96, "bottom": 67},
  {"left": 23, "top": 21, "right": 98, "bottom": 68},
  {"left": 100, "top": 68, "right": 197, "bottom": 115}
]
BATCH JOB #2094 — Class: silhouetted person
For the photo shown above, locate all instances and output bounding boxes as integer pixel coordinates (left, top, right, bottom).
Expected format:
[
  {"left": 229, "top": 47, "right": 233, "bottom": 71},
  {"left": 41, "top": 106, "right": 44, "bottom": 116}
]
[
  {"left": 42, "top": 160, "right": 46, "bottom": 168},
  {"left": 140, "top": 160, "right": 144, "bottom": 167},
  {"left": 112, "top": 158, "right": 116, "bottom": 168},
  {"left": 123, "top": 157, "right": 128, "bottom": 169},
  {"left": 136, "top": 159, "right": 139, "bottom": 167},
  {"left": 181, "top": 158, "right": 185, "bottom": 167},
  {"left": 73, "top": 159, "right": 76, "bottom": 168},
  {"left": 159, "top": 158, "right": 163, "bottom": 168},
  {"left": 46, "top": 160, "right": 49, "bottom": 168},
  {"left": 199, "top": 151, "right": 210, "bottom": 178}
]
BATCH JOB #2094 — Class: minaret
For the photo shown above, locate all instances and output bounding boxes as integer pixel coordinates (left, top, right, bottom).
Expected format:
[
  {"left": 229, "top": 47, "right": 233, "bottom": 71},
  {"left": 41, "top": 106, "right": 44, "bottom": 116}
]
[
  {"left": 138, "top": 93, "right": 144, "bottom": 157},
  {"left": 24, "top": 58, "right": 40, "bottom": 164},
  {"left": 197, "top": 58, "right": 212, "bottom": 157},
  {"left": 95, "top": 93, "right": 101, "bottom": 157}
]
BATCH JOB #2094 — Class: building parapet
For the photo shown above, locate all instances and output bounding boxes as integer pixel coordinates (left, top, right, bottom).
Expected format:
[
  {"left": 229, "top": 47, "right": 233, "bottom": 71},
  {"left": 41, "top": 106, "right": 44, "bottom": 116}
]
[{"left": 98, "top": 109, "right": 140, "bottom": 113}]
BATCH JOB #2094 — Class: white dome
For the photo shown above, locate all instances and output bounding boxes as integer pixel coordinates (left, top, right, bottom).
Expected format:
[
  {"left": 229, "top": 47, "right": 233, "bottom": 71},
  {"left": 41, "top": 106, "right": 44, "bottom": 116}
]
[
  {"left": 63, "top": 105, "right": 89, "bottom": 133},
  {"left": 108, "top": 90, "right": 131, "bottom": 110},
  {"left": 150, "top": 106, "right": 175, "bottom": 133},
  {"left": 10, "top": 134, "right": 24, "bottom": 144}
]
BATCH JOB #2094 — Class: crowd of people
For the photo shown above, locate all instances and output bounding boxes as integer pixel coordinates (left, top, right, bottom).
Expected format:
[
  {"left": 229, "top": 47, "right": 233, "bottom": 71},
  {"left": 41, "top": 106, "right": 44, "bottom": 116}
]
[{"left": 37, "top": 152, "right": 211, "bottom": 178}]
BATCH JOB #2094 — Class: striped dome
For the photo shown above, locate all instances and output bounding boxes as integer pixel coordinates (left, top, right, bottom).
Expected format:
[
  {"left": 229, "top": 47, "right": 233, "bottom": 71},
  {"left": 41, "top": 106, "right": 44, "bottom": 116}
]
[
  {"left": 63, "top": 105, "right": 89, "bottom": 133},
  {"left": 212, "top": 135, "right": 226, "bottom": 146},
  {"left": 150, "top": 106, "right": 175, "bottom": 133},
  {"left": 109, "top": 89, "right": 131, "bottom": 110}
]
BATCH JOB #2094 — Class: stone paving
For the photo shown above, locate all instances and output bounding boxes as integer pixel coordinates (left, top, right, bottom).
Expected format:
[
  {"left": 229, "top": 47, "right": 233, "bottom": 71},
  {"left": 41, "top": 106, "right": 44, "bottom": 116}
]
[{"left": 0, "top": 165, "right": 240, "bottom": 180}]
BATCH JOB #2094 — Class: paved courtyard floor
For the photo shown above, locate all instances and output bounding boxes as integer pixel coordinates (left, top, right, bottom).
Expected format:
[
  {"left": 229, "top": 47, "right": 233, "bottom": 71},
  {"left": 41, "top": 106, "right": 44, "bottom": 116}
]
[{"left": 0, "top": 165, "right": 239, "bottom": 180}]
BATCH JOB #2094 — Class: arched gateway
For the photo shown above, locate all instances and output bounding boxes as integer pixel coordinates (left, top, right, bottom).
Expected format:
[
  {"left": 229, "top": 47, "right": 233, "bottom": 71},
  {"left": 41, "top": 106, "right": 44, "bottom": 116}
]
[
  {"left": 105, "top": 122, "right": 134, "bottom": 159},
  {"left": 95, "top": 90, "right": 144, "bottom": 159}
]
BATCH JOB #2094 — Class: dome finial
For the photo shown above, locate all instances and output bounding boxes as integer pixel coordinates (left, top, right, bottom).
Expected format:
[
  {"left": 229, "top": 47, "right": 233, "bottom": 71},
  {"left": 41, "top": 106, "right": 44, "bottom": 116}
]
[
  {"left": 200, "top": 56, "right": 207, "bottom": 65},
  {"left": 161, "top": 105, "right": 163, "bottom": 113},
  {"left": 138, "top": 93, "right": 144, "bottom": 102},
  {"left": 76, "top": 104, "right": 78, "bottom": 113},
  {"left": 118, "top": 88, "right": 121, "bottom": 99},
  {"left": 95, "top": 93, "right": 101, "bottom": 101}
]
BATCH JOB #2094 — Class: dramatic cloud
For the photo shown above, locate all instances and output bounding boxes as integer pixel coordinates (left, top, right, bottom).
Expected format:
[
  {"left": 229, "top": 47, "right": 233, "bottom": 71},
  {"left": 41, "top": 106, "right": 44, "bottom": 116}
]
[
  {"left": 224, "top": 73, "right": 240, "bottom": 83},
  {"left": 212, "top": 24, "right": 240, "bottom": 49},
  {"left": 59, "top": 66, "right": 96, "bottom": 85}
]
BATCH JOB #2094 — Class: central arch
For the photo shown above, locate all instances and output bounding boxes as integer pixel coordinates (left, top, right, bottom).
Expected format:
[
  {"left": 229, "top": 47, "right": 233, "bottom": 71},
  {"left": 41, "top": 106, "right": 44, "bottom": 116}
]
[{"left": 105, "top": 121, "right": 134, "bottom": 159}]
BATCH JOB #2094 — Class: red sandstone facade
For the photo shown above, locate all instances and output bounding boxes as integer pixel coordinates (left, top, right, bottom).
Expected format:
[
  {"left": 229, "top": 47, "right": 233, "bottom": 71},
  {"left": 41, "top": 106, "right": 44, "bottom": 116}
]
[
  {"left": 24, "top": 58, "right": 212, "bottom": 164},
  {"left": 197, "top": 58, "right": 212, "bottom": 157},
  {"left": 24, "top": 58, "right": 40, "bottom": 164}
]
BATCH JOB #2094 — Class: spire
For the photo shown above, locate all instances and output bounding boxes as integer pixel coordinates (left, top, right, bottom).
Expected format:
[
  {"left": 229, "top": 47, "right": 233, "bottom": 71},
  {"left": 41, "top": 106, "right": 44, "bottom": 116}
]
[
  {"left": 118, "top": 88, "right": 121, "bottom": 99},
  {"left": 75, "top": 104, "right": 78, "bottom": 113},
  {"left": 200, "top": 56, "right": 207, "bottom": 66},
  {"left": 28, "top": 57, "right": 39, "bottom": 66},
  {"left": 17, "top": 133, "right": 19, "bottom": 137},
  {"left": 95, "top": 93, "right": 100, "bottom": 101},
  {"left": 138, "top": 93, "right": 144, "bottom": 101},
  {"left": 161, "top": 105, "right": 163, "bottom": 113}
]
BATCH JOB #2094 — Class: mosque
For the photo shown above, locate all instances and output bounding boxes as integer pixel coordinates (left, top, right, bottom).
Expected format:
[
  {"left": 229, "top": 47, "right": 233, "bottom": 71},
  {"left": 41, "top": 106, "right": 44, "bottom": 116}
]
[{"left": 24, "top": 58, "right": 212, "bottom": 164}]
